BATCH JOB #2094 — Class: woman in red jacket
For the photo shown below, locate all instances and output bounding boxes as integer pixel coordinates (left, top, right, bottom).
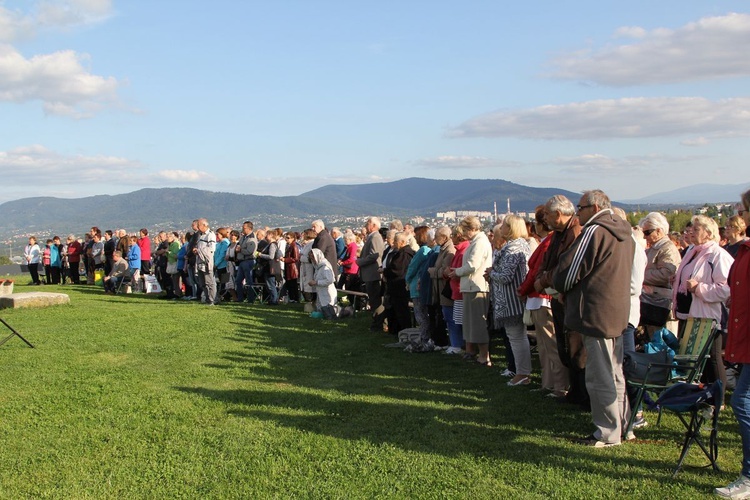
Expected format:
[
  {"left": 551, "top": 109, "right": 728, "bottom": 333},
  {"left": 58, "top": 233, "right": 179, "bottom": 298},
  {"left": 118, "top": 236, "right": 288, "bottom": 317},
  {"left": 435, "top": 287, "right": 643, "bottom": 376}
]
[
  {"left": 717, "top": 189, "right": 750, "bottom": 498},
  {"left": 281, "top": 232, "right": 301, "bottom": 303}
]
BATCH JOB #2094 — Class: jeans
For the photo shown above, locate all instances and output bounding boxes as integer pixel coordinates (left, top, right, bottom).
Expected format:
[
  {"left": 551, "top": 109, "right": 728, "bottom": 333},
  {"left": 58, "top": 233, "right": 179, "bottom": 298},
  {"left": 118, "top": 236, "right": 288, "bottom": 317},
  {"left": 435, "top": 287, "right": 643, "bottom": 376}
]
[
  {"left": 442, "top": 306, "right": 463, "bottom": 348},
  {"left": 732, "top": 364, "right": 750, "bottom": 477},
  {"left": 265, "top": 275, "right": 278, "bottom": 304},
  {"left": 235, "top": 259, "right": 257, "bottom": 302}
]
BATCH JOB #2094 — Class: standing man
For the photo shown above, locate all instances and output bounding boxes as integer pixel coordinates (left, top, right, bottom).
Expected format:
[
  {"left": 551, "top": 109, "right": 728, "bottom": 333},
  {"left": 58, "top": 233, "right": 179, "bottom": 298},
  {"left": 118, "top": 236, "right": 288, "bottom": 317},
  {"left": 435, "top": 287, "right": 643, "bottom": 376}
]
[
  {"left": 357, "top": 217, "right": 385, "bottom": 332},
  {"left": 535, "top": 195, "right": 583, "bottom": 405},
  {"left": 312, "top": 220, "right": 339, "bottom": 280},
  {"left": 194, "top": 218, "right": 217, "bottom": 305},
  {"left": 552, "top": 190, "right": 635, "bottom": 447},
  {"left": 234, "top": 221, "right": 258, "bottom": 303}
]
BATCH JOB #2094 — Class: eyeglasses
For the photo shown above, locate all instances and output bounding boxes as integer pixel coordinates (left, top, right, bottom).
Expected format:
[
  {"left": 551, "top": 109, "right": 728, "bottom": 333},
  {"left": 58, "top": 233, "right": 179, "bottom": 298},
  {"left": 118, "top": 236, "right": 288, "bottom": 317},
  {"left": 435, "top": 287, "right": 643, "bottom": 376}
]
[
  {"left": 643, "top": 229, "right": 657, "bottom": 237},
  {"left": 576, "top": 204, "right": 593, "bottom": 212},
  {"left": 740, "top": 209, "right": 748, "bottom": 216}
]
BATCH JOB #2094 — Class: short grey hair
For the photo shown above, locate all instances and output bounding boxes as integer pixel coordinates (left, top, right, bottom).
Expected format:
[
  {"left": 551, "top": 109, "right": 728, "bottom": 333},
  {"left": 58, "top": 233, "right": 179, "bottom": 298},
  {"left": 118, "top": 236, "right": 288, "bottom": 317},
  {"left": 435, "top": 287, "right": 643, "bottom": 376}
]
[
  {"left": 546, "top": 195, "right": 575, "bottom": 216},
  {"left": 436, "top": 225, "right": 452, "bottom": 240},
  {"left": 312, "top": 219, "right": 325, "bottom": 230},
  {"left": 639, "top": 212, "right": 669, "bottom": 233},
  {"left": 581, "top": 189, "right": 611, "bottom": 210},
  {"left": 367, "top": 216, "right": 381, "bottom": 229}
]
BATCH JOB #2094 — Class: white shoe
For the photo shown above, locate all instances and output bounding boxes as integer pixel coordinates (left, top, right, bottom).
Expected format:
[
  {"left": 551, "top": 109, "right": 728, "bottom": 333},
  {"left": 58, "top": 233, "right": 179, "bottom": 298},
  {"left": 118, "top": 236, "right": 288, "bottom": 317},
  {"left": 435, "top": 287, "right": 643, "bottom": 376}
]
[
  {"left": 500, "top": 369, "right": 515, "bottom": 378},
  {"left": 716, "top": 476, "right": 750, "bottom": 498}
]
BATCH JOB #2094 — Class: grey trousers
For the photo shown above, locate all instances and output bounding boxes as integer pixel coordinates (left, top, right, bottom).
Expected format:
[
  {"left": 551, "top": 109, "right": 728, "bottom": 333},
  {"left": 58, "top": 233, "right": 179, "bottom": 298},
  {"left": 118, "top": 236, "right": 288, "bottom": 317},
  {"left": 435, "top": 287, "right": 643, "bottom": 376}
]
[{"left": 583, "top": 335, "right": 629, "bottom": 444}]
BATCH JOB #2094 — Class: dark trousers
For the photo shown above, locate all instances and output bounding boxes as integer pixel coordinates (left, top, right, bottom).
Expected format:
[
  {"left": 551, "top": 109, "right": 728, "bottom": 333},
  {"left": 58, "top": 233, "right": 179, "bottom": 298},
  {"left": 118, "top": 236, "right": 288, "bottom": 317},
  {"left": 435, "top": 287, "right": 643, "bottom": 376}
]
[
  {"left": 50, "top": 266, "right": 62, "bottom": 284},
  {"left": 68, "top": 262, "right": 80, "bottom": 284},
  {"left": 28, "top": 263, "right": 41, "bottom": 284},
  {"left": 366, "top": 280, "right": 385, "bottom": 329}
]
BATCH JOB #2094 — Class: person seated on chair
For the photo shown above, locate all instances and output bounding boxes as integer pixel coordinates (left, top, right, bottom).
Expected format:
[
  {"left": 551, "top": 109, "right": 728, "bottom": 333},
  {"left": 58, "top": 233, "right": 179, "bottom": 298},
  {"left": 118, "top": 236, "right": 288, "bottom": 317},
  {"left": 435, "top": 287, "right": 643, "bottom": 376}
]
[{"left": 103, "top": 251, "right": 129, "bottom": 294}]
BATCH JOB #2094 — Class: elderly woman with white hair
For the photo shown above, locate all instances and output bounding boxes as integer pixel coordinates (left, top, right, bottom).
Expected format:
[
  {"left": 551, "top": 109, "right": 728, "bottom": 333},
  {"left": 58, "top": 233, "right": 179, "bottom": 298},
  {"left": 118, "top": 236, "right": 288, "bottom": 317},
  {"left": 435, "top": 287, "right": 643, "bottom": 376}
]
[
  {"left": 672, "top": 215, "right": 733, "bottom": 326},
  {"left": 448, "top": 216, "right": 493, "bottom": 365},
  {"left": 638, "top": 212, "right": 682, "bottom": 332},
  {"left": 672, "top": 215, "right": 734, "bottom": 404}
]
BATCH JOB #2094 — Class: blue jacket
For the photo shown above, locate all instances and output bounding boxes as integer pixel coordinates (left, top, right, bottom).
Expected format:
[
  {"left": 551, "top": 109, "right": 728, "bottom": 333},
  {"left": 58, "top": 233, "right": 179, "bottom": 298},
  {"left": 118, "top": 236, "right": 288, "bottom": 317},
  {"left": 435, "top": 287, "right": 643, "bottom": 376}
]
[
  {"left": 214, "top": 239, "right": 229, "bottom": 269},
  {"left": 405, "top": 245, "right": 432, "bottom": 299},
  {"left": 50, "top": 244, "right": 61, "bottom": 267},
  {"left": 177, "top": 243, "right": 188, "bottom": 271},
  {"left": 127, "top": 245, "right": 141, "bottom": 270}
]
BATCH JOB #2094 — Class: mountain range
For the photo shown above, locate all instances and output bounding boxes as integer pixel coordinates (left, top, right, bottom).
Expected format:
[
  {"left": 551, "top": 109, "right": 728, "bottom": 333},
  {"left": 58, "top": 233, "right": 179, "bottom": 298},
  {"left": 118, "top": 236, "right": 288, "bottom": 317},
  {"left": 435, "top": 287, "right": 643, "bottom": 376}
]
[{"left": 0, "top": 177, "right": 745, "bottom": 239}]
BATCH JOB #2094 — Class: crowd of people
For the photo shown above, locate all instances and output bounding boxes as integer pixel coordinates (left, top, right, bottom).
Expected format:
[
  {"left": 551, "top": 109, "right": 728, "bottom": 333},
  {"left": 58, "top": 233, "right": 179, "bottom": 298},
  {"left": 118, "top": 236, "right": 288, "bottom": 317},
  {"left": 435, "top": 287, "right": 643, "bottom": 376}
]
[{"left": 20, "top": 189, "right": 750, "bottom": 497}]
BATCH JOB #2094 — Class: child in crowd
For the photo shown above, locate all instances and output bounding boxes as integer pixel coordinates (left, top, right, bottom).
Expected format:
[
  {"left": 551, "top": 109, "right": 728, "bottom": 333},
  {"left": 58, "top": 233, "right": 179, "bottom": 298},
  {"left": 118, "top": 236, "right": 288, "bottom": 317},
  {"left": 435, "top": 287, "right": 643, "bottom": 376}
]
[{"left": 307, "top": 248, "right": 337, "bottom": 319}]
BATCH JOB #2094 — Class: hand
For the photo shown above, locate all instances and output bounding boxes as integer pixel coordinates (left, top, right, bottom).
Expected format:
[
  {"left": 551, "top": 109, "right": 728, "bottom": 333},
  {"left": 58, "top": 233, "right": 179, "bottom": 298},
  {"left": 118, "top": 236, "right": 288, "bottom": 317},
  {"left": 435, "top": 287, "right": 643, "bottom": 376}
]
[
  {"left": 686, "top": 279, "right": 699, "bottom": 293},
  {"left": 308, "top": 280, "right": 316, "bottom": 287},
  {"left": 533, "top": 279, "right": 543, "bottom": 293}
]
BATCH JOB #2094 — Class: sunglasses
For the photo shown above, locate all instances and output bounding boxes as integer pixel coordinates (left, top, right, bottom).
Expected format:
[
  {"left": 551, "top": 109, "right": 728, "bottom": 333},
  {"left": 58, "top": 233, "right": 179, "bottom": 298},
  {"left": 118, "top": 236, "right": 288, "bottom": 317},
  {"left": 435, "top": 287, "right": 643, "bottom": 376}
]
[{"left": 643, "top": 229, "right": 657, "bottom": 237}]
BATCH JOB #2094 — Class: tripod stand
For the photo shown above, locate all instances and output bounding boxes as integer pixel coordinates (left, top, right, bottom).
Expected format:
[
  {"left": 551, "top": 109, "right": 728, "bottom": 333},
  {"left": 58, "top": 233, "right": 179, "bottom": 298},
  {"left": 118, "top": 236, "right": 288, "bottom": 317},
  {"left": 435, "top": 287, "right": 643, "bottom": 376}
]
[{"left": 0, "top": 318, "right": 34, "bottom": 348}]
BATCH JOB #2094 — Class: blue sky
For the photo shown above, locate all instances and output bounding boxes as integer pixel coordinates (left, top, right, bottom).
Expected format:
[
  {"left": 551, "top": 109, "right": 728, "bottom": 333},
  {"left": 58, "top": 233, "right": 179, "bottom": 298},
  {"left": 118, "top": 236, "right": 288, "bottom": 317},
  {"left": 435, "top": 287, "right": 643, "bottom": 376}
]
[{"left": 0, "top": 0, "right": 749, "bottom": 204}]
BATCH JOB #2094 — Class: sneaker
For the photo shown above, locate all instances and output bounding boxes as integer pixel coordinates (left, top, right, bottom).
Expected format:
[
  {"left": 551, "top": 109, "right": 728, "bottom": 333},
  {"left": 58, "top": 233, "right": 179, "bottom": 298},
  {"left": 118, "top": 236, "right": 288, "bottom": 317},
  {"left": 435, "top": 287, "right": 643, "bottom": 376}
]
[
  {"left": 576, "top": 434, "right": 621, "bottom": 448},
  {"left": 632, "top": 415, "right": 648, "bottom": 430},
  {"left": 623, "top": 431, "right": 636, "bottom": 442},
  {"left": 716, "top": 475, "right": 750, "bottom": 499},
  {"left": 443, "top": 347, "right": 462, "bottom": 355},
  {"left": 500, "top": 369, "right": 516, "bottom": 378}
]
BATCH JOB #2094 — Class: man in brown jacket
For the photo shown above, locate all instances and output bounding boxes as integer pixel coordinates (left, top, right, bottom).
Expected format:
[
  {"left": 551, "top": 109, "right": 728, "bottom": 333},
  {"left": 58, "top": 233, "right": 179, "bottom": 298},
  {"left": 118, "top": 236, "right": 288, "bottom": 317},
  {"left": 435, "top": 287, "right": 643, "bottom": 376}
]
[{"left": 534, "top": 195, "right": 584, "bottom": 405}]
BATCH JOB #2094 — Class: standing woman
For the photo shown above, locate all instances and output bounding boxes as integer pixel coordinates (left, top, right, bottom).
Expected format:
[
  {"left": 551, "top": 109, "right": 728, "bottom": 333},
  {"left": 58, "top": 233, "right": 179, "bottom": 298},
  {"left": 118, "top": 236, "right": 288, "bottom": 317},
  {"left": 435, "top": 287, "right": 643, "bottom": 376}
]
[
  {"left": 490, "top": 215, "right": 533, "bottom": 385},
  {"left": 716, "top": 189, "right": 750, "bottom": 498},
  {"left": 65, "top": 235, "right": 82, "bottom": 284},
  {"left": 24, "top": 237, "right": 42, "bottom": 285},
  {"left": 449, "top": 216, "right": 493, "bottom": 365},
  {"left": 282, "top": 232, "right": 301, "bottom": 303},
  {"left": 724, "top": 214, "right": 748, "bottom": 258}
]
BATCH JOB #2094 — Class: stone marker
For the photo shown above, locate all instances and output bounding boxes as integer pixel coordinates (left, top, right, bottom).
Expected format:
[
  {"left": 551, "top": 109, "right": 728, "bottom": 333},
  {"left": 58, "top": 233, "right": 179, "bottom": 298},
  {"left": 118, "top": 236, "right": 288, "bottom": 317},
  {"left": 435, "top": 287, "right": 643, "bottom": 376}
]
[{"left": 0, "top": 292, "right": 70, "bottom": 310}]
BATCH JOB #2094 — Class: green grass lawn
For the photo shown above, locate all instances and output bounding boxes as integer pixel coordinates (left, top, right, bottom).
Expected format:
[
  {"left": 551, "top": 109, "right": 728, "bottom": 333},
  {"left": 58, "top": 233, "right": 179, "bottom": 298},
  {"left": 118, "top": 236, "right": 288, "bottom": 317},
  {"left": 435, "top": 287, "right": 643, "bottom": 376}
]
[{"left": 0, "top": 277, "right": 741, "bottom": 498}]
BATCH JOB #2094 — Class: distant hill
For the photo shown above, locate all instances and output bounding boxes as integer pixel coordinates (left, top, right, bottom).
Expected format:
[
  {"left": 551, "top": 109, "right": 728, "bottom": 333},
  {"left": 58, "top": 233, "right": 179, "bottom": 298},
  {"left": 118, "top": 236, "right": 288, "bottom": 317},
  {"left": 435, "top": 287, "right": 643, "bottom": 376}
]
[
  {"left": 622, "top": 183, "right": 750, "bottom": 205},
  {"left": 0, "top": 178, "right": 602, "bottom": 238},
  {"left": 301, "top": 178, "right": 582, "bottom": 213}
]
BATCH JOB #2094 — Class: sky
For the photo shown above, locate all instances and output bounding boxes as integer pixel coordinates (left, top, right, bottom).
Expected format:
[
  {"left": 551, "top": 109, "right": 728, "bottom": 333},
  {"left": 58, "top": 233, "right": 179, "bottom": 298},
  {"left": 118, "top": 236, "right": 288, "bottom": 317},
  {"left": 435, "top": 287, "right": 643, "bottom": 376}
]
[{"left": 0, "top": 0, "right": 749, "bottom": 205}]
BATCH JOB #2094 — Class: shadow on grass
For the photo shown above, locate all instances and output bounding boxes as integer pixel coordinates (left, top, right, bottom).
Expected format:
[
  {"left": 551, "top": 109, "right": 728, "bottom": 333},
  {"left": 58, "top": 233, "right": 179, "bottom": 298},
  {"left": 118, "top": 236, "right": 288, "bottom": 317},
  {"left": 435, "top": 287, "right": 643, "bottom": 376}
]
[{"left": 175, "top": 304, "right": 721, "bottom": 488}]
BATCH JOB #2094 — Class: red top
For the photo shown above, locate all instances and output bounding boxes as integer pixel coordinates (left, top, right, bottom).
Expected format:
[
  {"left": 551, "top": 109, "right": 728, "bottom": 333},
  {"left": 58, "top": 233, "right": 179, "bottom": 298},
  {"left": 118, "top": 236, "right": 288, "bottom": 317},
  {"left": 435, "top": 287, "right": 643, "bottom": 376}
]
[
  {"left": 518, "top": 234, "right": 552, "bottom": 299},
  {"left": 340, "top": 242, "right": 359, "bottom": 275},
  {"left": 138, "top": 237, "right": 151, "bottom": 261},
  {"left": 449, "top": 240, "right": 470, "bottom": 300}
]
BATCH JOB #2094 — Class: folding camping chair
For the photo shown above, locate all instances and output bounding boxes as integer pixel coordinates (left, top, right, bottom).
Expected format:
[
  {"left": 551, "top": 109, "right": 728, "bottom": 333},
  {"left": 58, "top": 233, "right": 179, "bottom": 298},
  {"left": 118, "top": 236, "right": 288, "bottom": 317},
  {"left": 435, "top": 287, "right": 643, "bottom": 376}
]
[
  {"left": 624, "top": 317, "right": 719, "bottom": 437},
  {"left": 656, "top": 380, "right": 722, "bottom": 477}
]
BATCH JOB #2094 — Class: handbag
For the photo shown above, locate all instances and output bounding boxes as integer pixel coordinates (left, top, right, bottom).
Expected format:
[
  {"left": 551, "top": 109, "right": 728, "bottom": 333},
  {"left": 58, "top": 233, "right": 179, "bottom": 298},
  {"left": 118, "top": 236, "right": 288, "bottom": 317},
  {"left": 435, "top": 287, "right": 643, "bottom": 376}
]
[
  {"left": 441, "top": 280, "right": 453, "bottom": 301},
  {"left": 166, "top": 261, "right": 178, "bottom": 274},
  {"left": 522, "top": 308, "right": 534, "bottom": 327},
  {"left": 623, "top": 350, "right": 671, "bottom": 385},
  {"left": 675, "top": 291, "right": 692, "bottom": 315}
]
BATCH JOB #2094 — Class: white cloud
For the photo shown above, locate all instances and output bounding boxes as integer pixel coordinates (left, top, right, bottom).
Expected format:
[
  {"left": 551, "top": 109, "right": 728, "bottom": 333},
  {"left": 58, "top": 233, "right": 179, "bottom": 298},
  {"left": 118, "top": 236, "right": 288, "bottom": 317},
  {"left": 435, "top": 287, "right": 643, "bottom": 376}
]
[
  {"left": 413, "top": 155, "right": 521, "bottom": 170},
  {"left": 0, "top": 45, "right": 119, "bottom": 117},
  {"left": 550, "top": 13, "right": 750, "bottom": 85},
  {"left": 152, "top": 170, "right": 215, "bottom": 182},
  {"left": 0, "top": 6, "right": 34, "bottom": 42},
  {"left": 680, "top": 136, "right": 711, "bottom": 147},
  {"left": 0, "top": 145, "right": 216, "bottom": 189},
  {"left": 449, "top": 97, "right": 750, "bottom": 140},
  {"left": 36, "top": 0, "right": 114, "bottom": 28},
  {"left": 0, "top": 144, "right": 139, "bottom": 184},
  {"left": 549, "top": 153, "right": 706, "bottom": 174}
]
